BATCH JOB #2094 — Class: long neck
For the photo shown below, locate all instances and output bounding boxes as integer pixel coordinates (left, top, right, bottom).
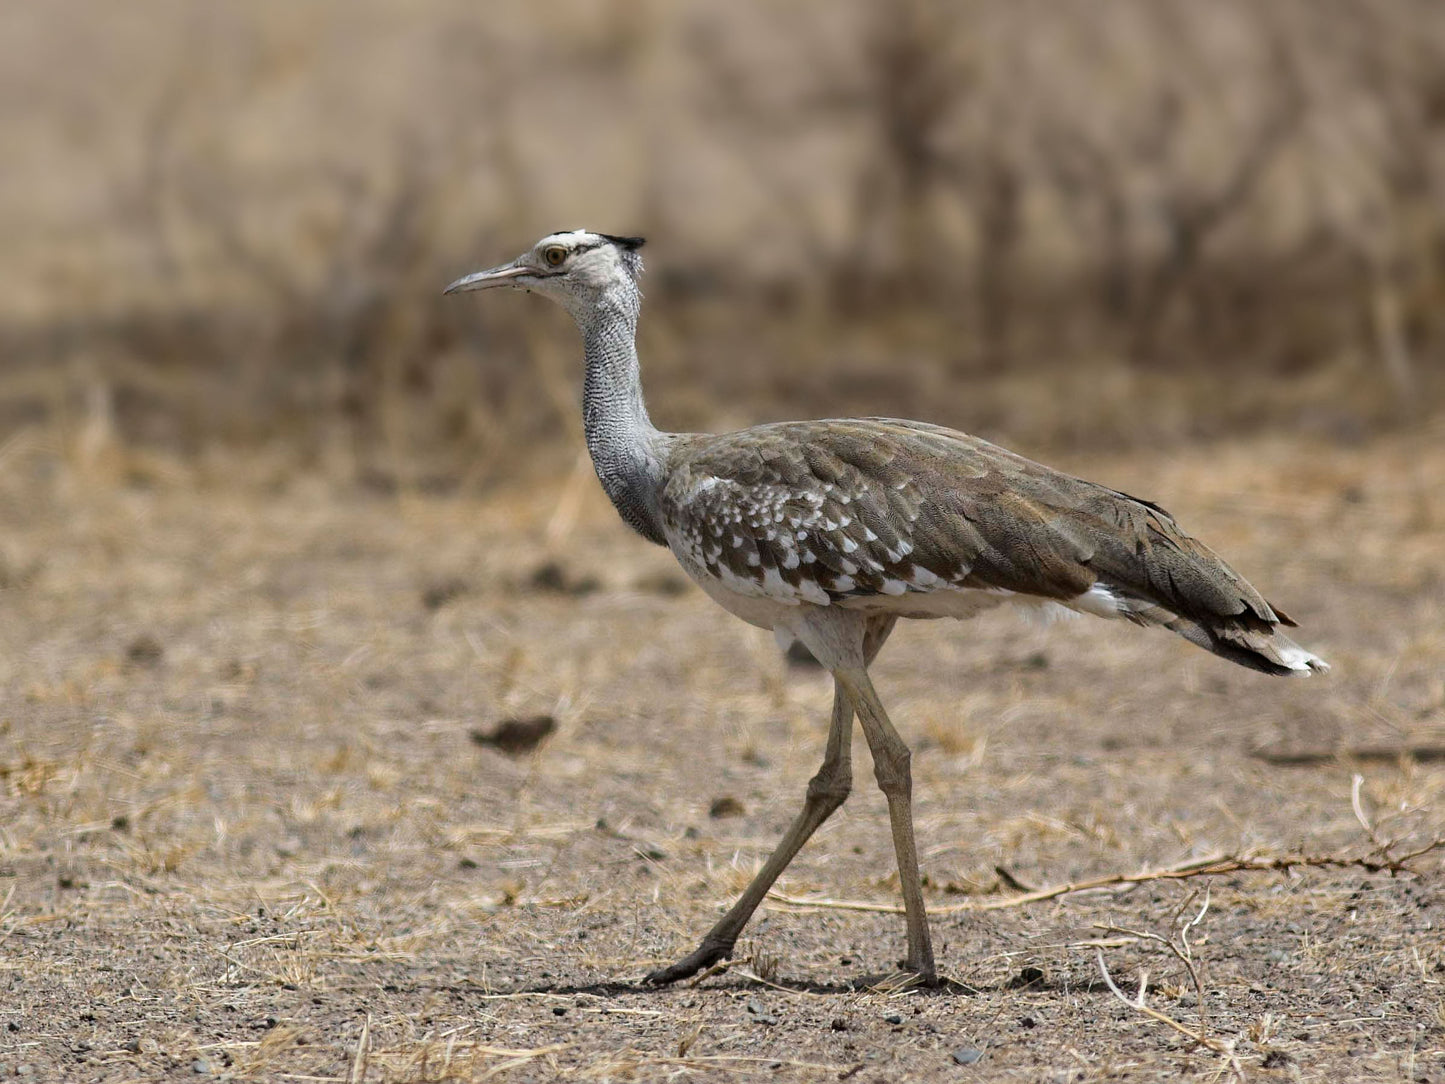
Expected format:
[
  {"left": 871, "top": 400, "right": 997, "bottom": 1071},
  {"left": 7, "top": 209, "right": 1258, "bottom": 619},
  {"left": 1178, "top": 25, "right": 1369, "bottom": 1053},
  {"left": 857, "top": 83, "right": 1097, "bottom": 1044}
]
[{"left": 574, "top": 285, "right": 669, "bottom": 546}]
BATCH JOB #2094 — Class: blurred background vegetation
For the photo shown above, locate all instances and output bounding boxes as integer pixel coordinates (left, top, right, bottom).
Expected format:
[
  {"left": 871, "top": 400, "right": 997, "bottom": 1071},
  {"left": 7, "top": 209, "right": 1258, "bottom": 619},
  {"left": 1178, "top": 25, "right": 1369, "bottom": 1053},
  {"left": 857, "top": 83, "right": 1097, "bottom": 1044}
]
[{"left": 3, "top": 0, "right": 1443, "bottom": 492}]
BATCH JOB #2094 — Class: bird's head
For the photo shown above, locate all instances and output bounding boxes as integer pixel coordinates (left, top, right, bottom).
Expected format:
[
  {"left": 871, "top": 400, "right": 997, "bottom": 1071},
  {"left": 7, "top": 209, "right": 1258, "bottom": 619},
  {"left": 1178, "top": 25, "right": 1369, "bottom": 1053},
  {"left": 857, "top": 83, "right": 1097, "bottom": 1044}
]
[{"left": 444, "top": 229, "right": 645, "bottom": 322}]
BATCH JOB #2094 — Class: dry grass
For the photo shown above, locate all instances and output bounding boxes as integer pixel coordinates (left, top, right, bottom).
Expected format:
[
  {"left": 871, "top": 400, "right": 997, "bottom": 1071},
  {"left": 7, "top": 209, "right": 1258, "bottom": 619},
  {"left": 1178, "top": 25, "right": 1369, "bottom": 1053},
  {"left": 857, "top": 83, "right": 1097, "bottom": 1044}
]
[{"left": 0, "top": 416, "right": 1442, "bottom": 1080}]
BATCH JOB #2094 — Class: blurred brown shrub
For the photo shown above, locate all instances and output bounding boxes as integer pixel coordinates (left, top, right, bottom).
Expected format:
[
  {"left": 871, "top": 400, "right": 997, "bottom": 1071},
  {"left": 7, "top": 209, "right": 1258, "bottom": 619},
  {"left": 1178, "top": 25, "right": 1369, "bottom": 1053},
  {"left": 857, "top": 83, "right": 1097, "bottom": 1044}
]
[{"left": 2, "top": 0, "right": 1442, "bottom": 488}]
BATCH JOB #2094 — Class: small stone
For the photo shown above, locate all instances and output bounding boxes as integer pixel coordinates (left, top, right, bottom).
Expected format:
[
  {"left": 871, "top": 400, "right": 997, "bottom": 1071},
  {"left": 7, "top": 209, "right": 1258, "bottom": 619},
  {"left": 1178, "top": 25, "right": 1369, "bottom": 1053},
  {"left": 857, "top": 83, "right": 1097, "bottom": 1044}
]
[
  {"left": 884, "top": 1013, "right": 903, "bottom": 1025},
  {"left": 708, "top": 796, "right": 745, "bottom": 819},
  {"left": 746, "top": 998, "right": 777, "bottom": 1025},
  {"left": 952, "top": 1047, "right": 984, "bottom": 1065},
  {"left": 634, "top": 572, "right": 690, "bottom": 597},
  {"left": 1008, "top": 965, "right": 1045, "bottom": 988},
  {"left": 191, "top": 1058, "right": 213, "bottom": 1075},
  {"left": 741, "top": 747, "right": 770, "bottom": 768},
  {"left": 528, "top": 561, "right": 599, "bottom": 597},
  {"left": 421, "top": 577, "right": 469, "bottom": 610},
  {"left": 470, "top": 715, "right": 557, "bottom": 757},
  {"left": 831, "top": 1017, "right": 849, "bottom": 1031},
  {"left": 125, "top": 634, "right": 164, "bottom": 667},
  {"left": 552, "top": 1006, "right": 567, "bottom": 1016}
]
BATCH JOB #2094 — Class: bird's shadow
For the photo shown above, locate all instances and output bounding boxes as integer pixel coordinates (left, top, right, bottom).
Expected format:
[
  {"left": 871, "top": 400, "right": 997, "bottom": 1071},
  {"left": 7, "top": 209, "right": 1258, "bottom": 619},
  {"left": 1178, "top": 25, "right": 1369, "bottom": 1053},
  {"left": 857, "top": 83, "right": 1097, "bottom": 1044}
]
[
  {"left": 512, "top": 971, "right": 980, "bottom": 999},
  {"left": 406, "top": 967, "right": 1104, "bottom": 1001}
]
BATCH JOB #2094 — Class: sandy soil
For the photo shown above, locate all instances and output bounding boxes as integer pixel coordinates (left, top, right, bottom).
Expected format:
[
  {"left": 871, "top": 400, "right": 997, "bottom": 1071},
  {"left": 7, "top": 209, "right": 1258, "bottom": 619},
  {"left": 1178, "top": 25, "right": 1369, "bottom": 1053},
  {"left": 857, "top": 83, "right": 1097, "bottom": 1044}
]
[{"left": 1, "top": 427, "right": 1442, "bottom": 1082}]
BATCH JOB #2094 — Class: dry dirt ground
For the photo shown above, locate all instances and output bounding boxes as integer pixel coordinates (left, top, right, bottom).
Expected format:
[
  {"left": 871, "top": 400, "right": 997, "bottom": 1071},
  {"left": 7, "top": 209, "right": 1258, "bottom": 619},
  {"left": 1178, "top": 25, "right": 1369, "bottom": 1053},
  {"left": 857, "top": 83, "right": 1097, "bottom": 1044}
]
[{"left": 1, "top": 426, "right": 1443, "bottom": 1082}]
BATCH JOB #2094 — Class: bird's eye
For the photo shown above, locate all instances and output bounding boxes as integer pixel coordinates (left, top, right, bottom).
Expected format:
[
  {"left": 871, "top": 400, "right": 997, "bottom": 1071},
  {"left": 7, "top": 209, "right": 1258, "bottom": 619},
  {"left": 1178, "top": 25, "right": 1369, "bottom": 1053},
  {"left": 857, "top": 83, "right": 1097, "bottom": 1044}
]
[{"left": 543, "top": 246, "right": 567, "bottom": 267}]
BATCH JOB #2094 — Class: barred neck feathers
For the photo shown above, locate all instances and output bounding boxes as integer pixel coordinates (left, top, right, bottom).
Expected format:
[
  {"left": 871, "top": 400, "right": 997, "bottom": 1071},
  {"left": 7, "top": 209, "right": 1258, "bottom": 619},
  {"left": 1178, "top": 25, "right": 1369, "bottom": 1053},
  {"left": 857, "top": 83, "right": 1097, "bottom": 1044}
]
[{"left": 574, "top": 280, "right": 669, "bottom": 546}]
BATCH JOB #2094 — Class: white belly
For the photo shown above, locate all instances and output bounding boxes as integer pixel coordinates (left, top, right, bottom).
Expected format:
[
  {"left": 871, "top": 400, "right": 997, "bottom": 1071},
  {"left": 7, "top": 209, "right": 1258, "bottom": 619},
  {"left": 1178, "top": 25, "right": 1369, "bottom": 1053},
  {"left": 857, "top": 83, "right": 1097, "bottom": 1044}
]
[
  {"left": 664, "top": 517, "right": 1131, "bottom": 645},
  {"left": 670, "top": 548, "right": 1050, "bottom": 635},
  {"left": 674, "top": 553, "right": 800, "bottom": 631}
]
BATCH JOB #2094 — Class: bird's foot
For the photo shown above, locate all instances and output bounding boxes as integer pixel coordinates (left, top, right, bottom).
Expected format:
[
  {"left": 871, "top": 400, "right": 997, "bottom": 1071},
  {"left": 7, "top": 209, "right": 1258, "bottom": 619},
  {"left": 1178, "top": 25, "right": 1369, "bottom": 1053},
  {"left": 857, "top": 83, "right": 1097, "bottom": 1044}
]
[
  {"left": 860, "top": 963, "right": 972, "bottom": 994},
  {"left": 861, "top": 966, "right": 939, "bottom": 993},
  {"left": 642, "top": 938, "right": 734, "bottom": 986}
]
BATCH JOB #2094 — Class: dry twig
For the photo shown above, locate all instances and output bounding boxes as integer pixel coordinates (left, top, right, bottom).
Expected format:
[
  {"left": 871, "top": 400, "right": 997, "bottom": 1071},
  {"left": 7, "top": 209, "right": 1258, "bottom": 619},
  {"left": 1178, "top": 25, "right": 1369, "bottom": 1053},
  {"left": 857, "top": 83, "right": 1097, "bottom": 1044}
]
[
  {"left": 1093, "top": 887, "right": 1247, "bottom": 1080},
  {"left": 766, "top": 840, "right": 1445, "bottom": 917},
  {"left": 1094, "top": 944, "right": 1244, "bottom": 1081},
  {"left": 1252, "top": 744, "right": 1445, "bottom": 766}
]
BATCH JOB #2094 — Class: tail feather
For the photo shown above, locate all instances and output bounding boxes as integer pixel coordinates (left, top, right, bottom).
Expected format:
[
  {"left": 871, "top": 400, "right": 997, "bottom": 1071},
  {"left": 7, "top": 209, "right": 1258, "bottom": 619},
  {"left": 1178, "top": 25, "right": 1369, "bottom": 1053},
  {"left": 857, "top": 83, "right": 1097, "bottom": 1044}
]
[
  {"left": 1114, "top": 592, "right": 1328, "bottom": 676},
  {"left": 1168, "top": 616, "right": 1328, "bottom": 676}
]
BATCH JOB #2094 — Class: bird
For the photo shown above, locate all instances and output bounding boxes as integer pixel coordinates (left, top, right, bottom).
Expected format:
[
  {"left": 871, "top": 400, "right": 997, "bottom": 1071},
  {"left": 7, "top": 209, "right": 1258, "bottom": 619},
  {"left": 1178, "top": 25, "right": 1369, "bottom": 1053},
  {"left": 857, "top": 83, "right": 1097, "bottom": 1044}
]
[{"left": 445, "top": 229, "right": 1327, "bottom": 987}]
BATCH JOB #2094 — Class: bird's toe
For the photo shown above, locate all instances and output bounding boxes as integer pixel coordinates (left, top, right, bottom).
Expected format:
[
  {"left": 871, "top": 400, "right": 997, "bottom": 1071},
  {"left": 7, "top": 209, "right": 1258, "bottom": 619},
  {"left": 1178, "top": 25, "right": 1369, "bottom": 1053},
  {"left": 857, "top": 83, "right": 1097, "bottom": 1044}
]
[{"left": 641, "top": 940, "right": 734, "bottom": 986}]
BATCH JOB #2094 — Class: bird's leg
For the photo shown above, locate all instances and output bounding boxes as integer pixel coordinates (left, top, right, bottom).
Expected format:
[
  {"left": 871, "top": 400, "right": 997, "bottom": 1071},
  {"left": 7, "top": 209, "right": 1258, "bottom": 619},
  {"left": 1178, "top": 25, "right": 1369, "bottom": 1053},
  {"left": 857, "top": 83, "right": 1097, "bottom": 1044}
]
[
  {"left": 642, "top": 684, "right": 855, "bottom": 986},
  {"left": 642, "top": 618, "right": 895, "bottom": 987},
  {"left": 835, "top": 666, "right": 937, "bottom": 983}
]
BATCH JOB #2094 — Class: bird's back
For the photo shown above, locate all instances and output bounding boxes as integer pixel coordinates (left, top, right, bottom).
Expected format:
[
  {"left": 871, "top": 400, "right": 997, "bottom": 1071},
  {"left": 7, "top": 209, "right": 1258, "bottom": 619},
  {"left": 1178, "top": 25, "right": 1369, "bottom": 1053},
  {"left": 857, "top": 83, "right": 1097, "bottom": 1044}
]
[{"left": 658, "top": 418, "right": 1325, "bottom": 675}]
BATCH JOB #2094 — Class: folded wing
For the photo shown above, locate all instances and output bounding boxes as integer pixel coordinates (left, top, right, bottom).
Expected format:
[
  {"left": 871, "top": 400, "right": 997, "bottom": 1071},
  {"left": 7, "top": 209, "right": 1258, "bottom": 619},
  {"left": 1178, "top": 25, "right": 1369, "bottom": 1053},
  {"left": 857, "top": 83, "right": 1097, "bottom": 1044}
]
[{"left": 660, "top": 418, "right": 1325, "bottom": 675}]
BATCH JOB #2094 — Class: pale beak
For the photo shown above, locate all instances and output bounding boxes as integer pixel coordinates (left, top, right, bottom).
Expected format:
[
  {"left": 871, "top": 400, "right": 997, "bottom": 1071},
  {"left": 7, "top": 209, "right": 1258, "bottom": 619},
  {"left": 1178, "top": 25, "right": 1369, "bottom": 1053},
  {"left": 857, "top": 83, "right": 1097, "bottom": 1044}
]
[{"left": 443, "top": 261, "right": 534, "bottom": 294}]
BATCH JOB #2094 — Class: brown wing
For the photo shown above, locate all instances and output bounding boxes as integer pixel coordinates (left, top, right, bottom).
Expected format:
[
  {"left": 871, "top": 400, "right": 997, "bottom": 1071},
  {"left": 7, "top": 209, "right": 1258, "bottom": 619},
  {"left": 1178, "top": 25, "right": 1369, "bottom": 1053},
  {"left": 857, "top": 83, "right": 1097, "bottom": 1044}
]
[
  {"left": 660, "top": 421, "right": 944, "bottom": 605},
  {"left": 660, "top": 417, "right": 1290, "bottom": 634}
]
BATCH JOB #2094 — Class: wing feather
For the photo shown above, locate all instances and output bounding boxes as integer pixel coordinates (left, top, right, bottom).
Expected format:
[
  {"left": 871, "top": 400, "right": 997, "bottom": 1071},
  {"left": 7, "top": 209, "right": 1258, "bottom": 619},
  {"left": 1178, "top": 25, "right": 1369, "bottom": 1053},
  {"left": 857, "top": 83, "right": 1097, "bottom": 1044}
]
[{"left": 659, "top": 419, "right": 1290, "bottom": 633}]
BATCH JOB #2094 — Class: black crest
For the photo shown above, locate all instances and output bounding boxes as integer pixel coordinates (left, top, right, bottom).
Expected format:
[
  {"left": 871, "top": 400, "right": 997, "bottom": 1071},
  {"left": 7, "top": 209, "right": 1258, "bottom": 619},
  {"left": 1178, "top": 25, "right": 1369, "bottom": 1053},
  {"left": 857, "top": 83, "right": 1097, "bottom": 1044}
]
[{"left": 600, "top": 233, "right": 646, "bottom": 251}]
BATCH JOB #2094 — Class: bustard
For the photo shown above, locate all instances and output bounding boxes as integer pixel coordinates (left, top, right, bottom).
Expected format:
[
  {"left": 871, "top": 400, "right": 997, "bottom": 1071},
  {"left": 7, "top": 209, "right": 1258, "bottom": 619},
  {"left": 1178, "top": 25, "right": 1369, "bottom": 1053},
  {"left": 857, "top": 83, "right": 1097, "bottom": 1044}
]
[{"left": 446, "top": 230, "right": 1327, "bottom": 986}]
